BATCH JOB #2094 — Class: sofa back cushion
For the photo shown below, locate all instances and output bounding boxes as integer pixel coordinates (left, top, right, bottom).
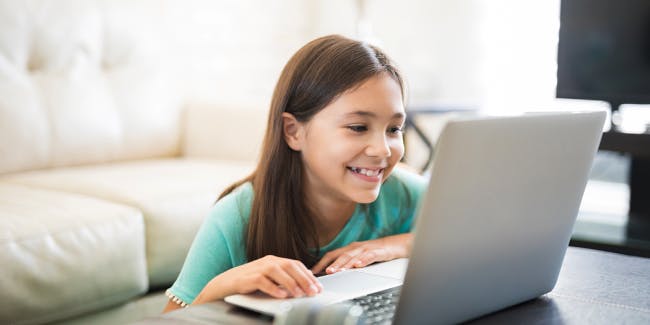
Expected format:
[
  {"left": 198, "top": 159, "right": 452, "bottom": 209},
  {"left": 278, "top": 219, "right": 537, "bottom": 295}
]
[{"left": 0, "top": 0, "right": 181, "bottom": 175}]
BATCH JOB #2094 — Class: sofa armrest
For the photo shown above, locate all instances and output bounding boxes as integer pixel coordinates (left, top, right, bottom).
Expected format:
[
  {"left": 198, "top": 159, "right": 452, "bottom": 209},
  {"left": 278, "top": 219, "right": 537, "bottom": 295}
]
[{"left": 181, "top": 102, "right": 267, "bottom": 162}]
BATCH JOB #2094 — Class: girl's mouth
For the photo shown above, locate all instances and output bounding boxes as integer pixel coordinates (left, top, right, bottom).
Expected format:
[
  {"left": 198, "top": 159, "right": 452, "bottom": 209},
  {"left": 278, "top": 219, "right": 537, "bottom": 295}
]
[{"left": 347, "top": 166, "right": 384, "bottom": 181}]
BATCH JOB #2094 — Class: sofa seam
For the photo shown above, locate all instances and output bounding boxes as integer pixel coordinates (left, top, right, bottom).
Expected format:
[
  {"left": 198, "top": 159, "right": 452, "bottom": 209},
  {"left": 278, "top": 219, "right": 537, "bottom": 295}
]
[{"left": 1, "top": 210, "right": 145, "bottom": 244}]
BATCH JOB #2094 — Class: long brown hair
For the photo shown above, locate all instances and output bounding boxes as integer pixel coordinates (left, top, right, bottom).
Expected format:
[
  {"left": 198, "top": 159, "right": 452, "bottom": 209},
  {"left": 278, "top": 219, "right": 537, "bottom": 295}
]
[{"left": 218, "top": 35, "right": 404, "bottom": 267}]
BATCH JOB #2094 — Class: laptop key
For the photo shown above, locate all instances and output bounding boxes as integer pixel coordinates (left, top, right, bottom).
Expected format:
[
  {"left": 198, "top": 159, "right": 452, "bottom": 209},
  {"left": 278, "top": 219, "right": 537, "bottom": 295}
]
[{"left": 346, "top": 287, "right": 401, "bottom": 325}]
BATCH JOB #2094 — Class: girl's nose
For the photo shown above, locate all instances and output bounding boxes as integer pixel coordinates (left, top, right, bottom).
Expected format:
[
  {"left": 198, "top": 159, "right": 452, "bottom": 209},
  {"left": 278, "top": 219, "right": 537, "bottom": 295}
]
[{"left": 365, "top": 134, "right": 392, "bottom": 158}]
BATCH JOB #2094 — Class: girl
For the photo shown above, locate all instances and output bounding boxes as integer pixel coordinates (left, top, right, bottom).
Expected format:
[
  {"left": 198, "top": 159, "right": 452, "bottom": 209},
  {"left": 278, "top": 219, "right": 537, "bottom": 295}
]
[{"left": 164, "top": 34, "right": 426, "bottom": 312}]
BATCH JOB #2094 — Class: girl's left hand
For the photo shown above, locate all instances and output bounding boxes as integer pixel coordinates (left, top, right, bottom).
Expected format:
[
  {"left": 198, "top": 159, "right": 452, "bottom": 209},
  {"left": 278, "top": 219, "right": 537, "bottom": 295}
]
[{"left": 311, "top": 233, "right": 413, "bottom": 275}]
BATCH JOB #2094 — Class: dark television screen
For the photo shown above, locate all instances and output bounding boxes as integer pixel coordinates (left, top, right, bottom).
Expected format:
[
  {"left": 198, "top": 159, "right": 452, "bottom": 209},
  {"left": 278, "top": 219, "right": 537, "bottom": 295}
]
[{"left": 557, "top": 0, "right": 650, "bottom": 107}]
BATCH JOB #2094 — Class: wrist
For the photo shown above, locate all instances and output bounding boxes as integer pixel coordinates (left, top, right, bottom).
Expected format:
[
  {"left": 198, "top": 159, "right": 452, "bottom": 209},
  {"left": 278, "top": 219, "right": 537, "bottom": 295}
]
[
  {"left": 375, "top": 236, "right": 398, "bottom": 260},
  {"left": 192, "top": 273, "right": 232, "bottom": 305},
  {"left": 388, "top": 233, "right": 412, "bottom": 259}
]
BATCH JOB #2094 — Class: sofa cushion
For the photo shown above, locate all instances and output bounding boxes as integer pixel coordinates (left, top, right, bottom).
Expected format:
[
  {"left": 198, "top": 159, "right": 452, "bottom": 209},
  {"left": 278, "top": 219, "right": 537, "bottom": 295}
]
[
  {"left": 2, "top": 158, "right": 256, "bottom": 287},
  {"left": 182, "top": 102, "right": 267, "bottom": 162},
  {"left": 0, "top": 184, "right": 147, "bottom": 325},
  {"left": 0, "top": 0, "right": 181, "bottom": 175}
]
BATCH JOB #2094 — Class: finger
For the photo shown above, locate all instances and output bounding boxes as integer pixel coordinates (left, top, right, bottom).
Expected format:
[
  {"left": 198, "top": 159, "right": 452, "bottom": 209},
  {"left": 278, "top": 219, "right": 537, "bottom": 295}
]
[
  {"left": 341, "top": 257, "right": 359, "bottom": 270},
  {"left": 310, "top": 260, "right": 327, "bottom": 275},
  {"left": 341, "top": 249, "right": 377, "bottom": 270},
  {"left": 256, "top": 275, "right": 290, "bottom": 299},
  {"left": 267, "top": 265, "right": 305, "bottom": 298},
  {"left": 350, "top": 250, "right": 379, "bottom": 269},
  {"left": 282, "top": 261, "right": 320, "bottom": 296},
  {"left": 298, "top": 264, "right": 324, "bottom": 293},
  {"left": 311, "top": 250, "right": 340, "bottom": 274},
  {"left": 326, "top": 251, "right": 358, "bottom": 274}
]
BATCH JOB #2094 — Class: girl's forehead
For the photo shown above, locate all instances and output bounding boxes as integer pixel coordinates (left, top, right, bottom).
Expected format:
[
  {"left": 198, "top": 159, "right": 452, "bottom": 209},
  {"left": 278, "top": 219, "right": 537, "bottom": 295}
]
[{"left": 319, "top": 75, "right": 405, "bottom": 119}]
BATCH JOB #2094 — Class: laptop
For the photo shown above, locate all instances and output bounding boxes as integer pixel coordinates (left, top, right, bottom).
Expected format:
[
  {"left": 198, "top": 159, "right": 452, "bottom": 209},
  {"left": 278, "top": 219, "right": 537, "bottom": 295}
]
[{"left": 225, "top": 111, "right": 606, "bottom": 324}]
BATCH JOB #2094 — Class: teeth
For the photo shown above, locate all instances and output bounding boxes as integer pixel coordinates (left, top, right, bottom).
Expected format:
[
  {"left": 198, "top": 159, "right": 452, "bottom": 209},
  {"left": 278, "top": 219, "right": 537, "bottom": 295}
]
[{"left": 349, "top": 167, "right": 382, "bottom": 177}]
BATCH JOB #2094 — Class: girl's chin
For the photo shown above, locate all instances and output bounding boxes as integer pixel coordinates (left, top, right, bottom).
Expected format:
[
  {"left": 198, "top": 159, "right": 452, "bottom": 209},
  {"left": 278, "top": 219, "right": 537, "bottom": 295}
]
[{"left": 350, "top": 190, "right": 381, "bottom": 204}]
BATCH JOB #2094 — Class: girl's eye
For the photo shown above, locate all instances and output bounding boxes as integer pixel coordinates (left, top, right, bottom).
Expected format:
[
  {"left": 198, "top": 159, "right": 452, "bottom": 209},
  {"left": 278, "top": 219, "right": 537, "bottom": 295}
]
[
  {"left": 388, "top": 126, "right": 403, "bottom": 134},
  {"left": 348, "top": 125, "right": 368, "bottom": 133}
]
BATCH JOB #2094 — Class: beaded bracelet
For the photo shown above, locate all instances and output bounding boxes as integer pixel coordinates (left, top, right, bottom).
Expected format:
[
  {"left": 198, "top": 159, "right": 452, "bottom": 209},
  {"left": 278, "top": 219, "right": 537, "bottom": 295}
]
[{"left": 165, "top": 289, "right": 189, "bottom": 307}]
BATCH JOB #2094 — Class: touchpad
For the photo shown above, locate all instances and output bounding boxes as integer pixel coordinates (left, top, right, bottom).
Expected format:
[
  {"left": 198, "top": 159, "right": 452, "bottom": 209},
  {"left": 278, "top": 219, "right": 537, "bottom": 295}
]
[{"left": 318, "top": 270, "right": 402, "bottom": 297}]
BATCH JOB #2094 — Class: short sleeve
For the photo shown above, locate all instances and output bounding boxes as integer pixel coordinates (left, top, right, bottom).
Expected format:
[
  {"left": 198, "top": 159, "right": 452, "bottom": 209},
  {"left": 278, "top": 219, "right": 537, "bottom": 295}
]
[{"left": 167, "top": 184, "right": 252, "bottom": 304}]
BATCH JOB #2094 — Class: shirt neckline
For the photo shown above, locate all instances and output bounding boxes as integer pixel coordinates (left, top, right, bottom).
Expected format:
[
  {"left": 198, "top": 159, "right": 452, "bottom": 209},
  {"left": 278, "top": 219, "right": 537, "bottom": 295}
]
[{"left": 317, "top": 204, "right": 363, "bottom": 254}]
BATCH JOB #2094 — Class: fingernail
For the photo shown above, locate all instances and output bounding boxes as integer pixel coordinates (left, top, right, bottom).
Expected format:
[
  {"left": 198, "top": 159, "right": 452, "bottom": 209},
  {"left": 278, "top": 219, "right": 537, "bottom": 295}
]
[
  {"left": 294, "top": 288, "right": 305, "bottom": 297},
  {"left": 355, "top": 261, "right": 363, "bottom": 266},
  {"left": 309, "top": 284, "right": 318, "bottom": 294},
  {"left": 339, "top": 268, "right": 346, "bottom": 272}
]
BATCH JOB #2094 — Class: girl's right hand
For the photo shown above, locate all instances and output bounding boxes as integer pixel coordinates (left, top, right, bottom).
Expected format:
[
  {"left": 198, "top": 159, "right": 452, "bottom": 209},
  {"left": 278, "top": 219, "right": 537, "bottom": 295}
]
[{"left": 193, "top": 255, "right": 323, "bottom": 304}]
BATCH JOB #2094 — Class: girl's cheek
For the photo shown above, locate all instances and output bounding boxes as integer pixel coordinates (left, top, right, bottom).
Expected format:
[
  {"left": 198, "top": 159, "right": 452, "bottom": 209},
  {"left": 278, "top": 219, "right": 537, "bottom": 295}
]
[{"left": 391, "top": 144, "right": 405, "bottom": 160}]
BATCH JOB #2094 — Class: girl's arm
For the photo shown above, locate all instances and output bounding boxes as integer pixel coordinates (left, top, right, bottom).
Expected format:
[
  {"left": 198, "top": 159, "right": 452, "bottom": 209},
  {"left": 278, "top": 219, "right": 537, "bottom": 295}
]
[
  {"left": 163, "top": 255, "right": 323, "bottom": 312},
  {"left": 163, "top": 300, "right": 183, "bottom": 313},
  {"left": 310, "top": 233, "right": 413, "bottom": 275}
]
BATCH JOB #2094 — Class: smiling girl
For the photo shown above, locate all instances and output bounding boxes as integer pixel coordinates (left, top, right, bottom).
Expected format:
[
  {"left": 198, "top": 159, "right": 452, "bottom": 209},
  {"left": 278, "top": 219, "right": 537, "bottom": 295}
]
[{"left": 164, "top": 34, "right": 426, "bottom": 312}]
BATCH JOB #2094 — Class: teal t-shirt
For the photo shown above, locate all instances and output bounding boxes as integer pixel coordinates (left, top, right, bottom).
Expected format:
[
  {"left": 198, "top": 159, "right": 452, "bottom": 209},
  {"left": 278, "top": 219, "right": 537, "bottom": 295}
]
[{"left": 169, "top": 167, "right": 427, "bottom": 304}]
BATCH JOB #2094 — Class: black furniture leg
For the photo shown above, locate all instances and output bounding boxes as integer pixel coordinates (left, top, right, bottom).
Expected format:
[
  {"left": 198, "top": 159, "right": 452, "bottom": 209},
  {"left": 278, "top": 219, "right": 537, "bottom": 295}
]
[{"left": 627, "top": 157, "right": 650, "bottom": 241}]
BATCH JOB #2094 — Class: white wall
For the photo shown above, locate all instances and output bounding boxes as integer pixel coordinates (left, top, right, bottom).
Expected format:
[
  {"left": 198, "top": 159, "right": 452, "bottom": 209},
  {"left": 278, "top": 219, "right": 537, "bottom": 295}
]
[
  {"left": 161, "top": 0, "right": 488, "bottom": 110},
  {"left": 162, "top": 0, "right": 647, "bottom": 122},
  {"left": 161, "top": 0, "right": 317, "bottom": 109},
  {"left": 318, "top": 0, "right": 609, "bottom": 113}
]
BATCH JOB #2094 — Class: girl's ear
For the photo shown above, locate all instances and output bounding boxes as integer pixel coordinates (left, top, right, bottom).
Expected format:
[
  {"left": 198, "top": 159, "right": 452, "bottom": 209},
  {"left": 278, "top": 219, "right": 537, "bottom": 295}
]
[{"left": 282, "top": 112, "right": 304, "bottom": 151}]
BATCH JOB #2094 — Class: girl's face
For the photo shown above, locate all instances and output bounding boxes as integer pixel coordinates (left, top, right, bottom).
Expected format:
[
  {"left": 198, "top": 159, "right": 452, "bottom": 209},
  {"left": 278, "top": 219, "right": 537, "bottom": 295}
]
[{"left": 285, "top": 73, "right": 405, "bottom": 205}]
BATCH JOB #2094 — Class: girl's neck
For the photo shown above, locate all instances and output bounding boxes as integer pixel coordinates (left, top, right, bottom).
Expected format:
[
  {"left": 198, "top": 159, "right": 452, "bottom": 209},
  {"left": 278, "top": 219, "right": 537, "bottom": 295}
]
[{"left": 307, "top": 191, "right": 357, "bottom": 247}]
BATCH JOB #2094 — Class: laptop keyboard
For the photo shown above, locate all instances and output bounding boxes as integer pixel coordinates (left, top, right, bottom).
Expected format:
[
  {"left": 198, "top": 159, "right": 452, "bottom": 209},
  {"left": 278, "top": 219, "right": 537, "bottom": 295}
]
[{"left": 350, "top": 286, "right": 401, "bottom": 324}]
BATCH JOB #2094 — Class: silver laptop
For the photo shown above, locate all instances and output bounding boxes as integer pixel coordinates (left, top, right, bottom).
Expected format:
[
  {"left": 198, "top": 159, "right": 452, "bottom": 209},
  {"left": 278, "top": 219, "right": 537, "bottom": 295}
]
[{"left": 225, "top": 111, "right": 606, "bottom": 324}]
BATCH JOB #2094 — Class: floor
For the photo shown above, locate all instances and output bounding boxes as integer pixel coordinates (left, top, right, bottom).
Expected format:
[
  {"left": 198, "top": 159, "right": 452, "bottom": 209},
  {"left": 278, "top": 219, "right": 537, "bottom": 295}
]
[{"left": 53, "top": 290, "right": 168, "bottom": 325}]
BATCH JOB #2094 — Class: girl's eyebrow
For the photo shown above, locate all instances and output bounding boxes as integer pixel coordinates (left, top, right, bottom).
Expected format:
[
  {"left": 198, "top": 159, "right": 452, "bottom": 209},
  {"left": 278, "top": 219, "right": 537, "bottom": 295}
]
[{"left": 345, "top": 110, "right": 405, "bottom": 119}]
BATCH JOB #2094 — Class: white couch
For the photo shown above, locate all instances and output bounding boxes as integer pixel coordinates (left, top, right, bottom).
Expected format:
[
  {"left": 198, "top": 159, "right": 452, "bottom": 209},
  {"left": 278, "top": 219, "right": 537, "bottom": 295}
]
[{"left": 0, "top": 1, "right": 266, "bottom": 324}]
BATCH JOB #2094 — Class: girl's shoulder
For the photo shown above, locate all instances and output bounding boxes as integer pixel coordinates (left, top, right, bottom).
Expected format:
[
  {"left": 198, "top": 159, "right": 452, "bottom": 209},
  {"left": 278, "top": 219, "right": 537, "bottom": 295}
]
[
  {"left": 206, "top": 182, "right": 254, "bottom": 233},
  {"left": 382, "top": 166, "right": 428, "bottom": 198},
  {"left": 215, "top": 181, "right": 254, "bottom": 206}
]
